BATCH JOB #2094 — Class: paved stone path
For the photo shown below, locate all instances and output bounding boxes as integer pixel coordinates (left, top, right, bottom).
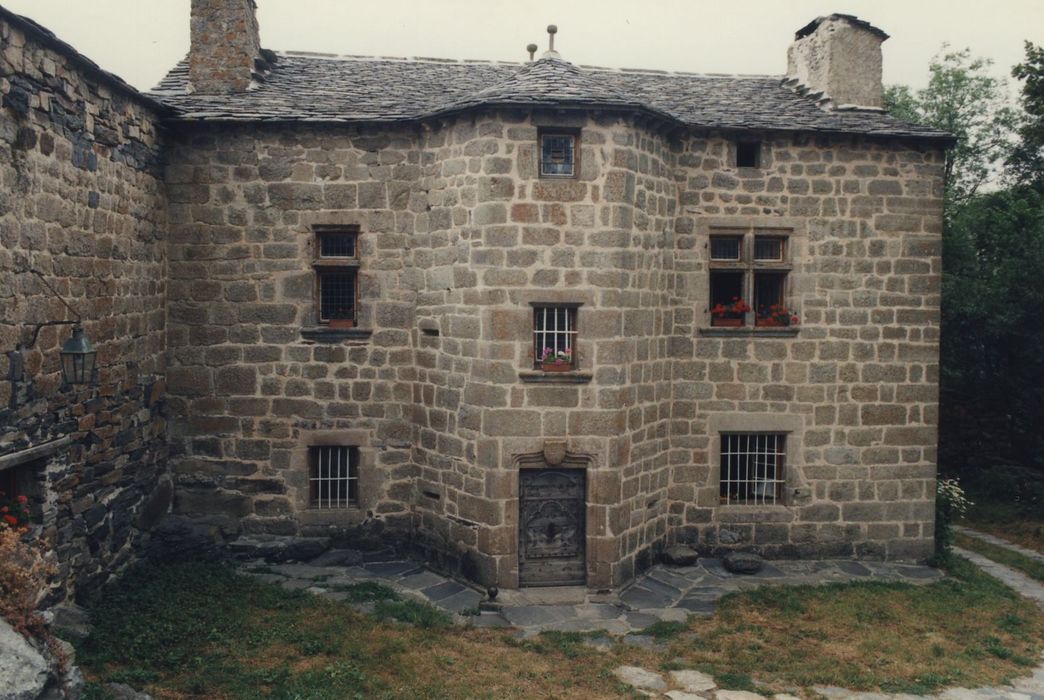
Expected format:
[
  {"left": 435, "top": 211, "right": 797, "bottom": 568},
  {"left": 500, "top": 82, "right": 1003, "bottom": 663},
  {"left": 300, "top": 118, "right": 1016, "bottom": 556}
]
[
  {"left": 242, "top": 556, "right": 942, "bottom": 636},
  {"left": 239, "top": 533, "right": 1044, "bottom": 699},
  {"left": 955, "top": 526, "right": 1044, "bottom": 565}
]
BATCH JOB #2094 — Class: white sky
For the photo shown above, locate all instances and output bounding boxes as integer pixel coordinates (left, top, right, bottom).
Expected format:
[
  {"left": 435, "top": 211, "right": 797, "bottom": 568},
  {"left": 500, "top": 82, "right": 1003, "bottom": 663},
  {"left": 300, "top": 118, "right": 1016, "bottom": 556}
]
[{"left": 4, "top": 0, "right": 1043, "bottom": 95}]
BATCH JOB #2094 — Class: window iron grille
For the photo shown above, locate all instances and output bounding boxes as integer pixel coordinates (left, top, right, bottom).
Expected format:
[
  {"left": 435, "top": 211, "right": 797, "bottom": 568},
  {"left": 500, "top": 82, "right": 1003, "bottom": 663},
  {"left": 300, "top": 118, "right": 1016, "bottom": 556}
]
[
  {"left": 318, "top": 231, "right": 357, "bottom": 258},
  {"left": 318, "top": 270, "right": 356, "bottom": 323},
  {"left": 310, "top": 446, "right": 358, "bottom": 508},
  {"left": 754, "top": 236, "right": 784, "bottom": 261},
  {"left": 719, "top": 433, "right": 785, "bottom": 505},
  {"left": 540, "top": 133, "right": 576, "bottom": 177},
  {"left": 710, "top": 236, "right": 742, "bottom": 261},
  {"left": 533, "top": 305, "right": 578, "bottom": 368}
]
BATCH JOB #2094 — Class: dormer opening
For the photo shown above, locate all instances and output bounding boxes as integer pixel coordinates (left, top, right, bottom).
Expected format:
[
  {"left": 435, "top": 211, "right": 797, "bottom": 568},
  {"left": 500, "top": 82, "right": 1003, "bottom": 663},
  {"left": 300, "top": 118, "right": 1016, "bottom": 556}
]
[{"left": 735, "top": 140, "right": 761, "bottom": 168}]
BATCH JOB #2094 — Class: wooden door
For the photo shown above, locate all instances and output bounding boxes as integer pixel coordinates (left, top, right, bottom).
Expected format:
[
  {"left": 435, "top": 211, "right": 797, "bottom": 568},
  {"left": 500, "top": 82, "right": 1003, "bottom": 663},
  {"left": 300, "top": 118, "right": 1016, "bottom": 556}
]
[{"left": 518, "top": 469, "right": 586, "bottom": 587}]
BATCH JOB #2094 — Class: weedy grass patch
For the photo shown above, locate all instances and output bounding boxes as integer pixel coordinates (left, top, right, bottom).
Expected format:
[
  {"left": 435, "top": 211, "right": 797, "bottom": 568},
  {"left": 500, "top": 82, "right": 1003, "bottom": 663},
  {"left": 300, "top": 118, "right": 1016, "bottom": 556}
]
[
  {"left": 77, "top": 561, "right": 631, "bottom": 699},
  {"left": 76, "top": 556, "right": 1044, "bottom": 698},
  {"left": 955, "top": 532, "right": 1044, "bottom": 581},
  {"left": 661, "top": 556, "right": 1044, "bottom": 695}
]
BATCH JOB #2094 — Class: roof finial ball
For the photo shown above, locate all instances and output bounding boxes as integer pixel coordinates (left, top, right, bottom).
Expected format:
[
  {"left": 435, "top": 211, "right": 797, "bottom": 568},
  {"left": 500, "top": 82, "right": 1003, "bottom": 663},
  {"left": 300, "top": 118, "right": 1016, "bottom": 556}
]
[
  {"left": 542, "top": 24, "right": 560, "bottom": 59},
  {"left": 527, "top": 43, "right": 538, "bottom": 61}
]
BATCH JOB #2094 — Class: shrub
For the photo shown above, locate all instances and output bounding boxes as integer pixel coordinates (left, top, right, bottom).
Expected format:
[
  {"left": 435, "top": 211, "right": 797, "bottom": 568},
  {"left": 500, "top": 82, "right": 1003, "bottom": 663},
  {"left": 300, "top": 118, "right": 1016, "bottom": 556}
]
[
  {"left": 0, "top": 525, "right": 65, "bottom": 671},
  {"left": 934, "top": 477, "right": 973, "bottom": 562}
]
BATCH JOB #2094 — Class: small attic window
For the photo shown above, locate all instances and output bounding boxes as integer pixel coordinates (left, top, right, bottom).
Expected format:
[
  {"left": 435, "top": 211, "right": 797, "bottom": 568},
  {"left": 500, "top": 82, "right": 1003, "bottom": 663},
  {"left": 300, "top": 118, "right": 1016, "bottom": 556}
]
[
  {"left": 735, "top": 141, "right": 761, "bottom": 168},
  {"left": 540, "top": 130, "right": 578, "bottom": 178}
]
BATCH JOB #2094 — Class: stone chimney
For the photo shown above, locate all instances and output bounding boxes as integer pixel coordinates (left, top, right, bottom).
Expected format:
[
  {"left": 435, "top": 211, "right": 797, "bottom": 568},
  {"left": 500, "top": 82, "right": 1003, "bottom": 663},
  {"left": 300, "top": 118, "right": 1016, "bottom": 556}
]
[
  {"left": 189, "top": 0, "right": 265, "bottom": 93},
  {"left": 785, "top": 14, "right": 888, "bottom": 110}
]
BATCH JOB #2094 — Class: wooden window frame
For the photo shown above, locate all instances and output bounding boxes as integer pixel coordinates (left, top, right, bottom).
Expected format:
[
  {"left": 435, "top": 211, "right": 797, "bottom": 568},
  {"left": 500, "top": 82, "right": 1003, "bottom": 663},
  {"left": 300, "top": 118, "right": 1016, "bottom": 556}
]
[
  {"left": 313, "top": 225, "right": 360, "bottom": 327},
  {"left": 538, "top": 128, "right": 580, "bottom": 179},
  {"left": 708, "top": 231, "right": 792, "bottom": 327}
]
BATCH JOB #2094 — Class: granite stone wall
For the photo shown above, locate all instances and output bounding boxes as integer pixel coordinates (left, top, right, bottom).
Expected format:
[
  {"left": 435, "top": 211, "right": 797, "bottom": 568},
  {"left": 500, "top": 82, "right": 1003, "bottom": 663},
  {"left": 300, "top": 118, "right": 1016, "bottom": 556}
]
[
  {"left": 0, "top": 15, "right": 169, "bottom": 600},
  {"left": 164, "top": 108, "right": 944, "bottom": 588}
]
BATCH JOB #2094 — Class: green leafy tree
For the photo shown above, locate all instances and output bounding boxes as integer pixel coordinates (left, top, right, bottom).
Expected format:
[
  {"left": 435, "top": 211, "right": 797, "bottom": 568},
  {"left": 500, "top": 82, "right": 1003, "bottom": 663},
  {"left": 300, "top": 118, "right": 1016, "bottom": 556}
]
[
  {"left": 885, "top": 47, "right": 1017, "bottom": 208},
  {"left": 889, "top": 45, "right": 1044, "bottom": 501},
  {"left": 1009, "top": 42, "right": 1044, "bottom": 187}
]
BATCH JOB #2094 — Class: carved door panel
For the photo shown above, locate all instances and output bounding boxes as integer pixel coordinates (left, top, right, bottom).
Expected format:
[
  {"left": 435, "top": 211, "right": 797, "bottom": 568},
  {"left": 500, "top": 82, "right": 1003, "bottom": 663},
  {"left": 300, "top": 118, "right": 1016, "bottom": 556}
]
[{"left": 519, "top": 469, "right": 586, "bottom": 587}]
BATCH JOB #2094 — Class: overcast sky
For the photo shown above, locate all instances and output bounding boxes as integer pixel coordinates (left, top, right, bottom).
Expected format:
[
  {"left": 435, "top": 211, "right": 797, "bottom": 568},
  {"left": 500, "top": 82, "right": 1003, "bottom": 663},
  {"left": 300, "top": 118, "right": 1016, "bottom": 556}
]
[{"left": 5, "top": 0, "right": 1043, "bottom": 95}]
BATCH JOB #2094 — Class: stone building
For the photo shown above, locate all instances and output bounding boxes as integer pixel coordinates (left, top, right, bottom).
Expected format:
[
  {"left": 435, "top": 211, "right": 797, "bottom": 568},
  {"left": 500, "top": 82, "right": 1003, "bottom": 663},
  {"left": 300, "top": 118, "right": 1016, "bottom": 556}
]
[{"left": 0, "top": 1, "right": 950, "bottom": 596}]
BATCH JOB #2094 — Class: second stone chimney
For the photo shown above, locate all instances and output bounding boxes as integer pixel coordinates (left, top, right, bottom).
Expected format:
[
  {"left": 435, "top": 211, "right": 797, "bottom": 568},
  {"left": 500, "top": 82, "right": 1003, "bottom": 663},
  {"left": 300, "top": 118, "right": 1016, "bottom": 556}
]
[
  {"left": 189, "top": 0, "right": 265, "bottom": 93},
  {"left": 786, "top": 14, "right": 888, "bottom": 110}
]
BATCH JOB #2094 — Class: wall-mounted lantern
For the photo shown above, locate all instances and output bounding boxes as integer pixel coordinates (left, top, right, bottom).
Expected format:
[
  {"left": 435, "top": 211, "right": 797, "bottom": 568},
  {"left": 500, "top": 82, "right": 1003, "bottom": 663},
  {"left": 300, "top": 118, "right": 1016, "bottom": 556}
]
[{"left": 7, "top": 270, "right": 97, "bottom": 387}]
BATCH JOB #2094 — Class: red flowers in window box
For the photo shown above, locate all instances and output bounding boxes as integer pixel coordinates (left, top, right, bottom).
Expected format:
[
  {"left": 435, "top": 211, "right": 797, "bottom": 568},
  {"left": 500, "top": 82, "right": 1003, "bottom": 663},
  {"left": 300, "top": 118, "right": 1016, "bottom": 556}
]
[
  {"left": 540, "top": 347, "right": 574, "bottom": 371},
  {"left": 711, "top": 298, "right": 751, "bottom": 327},
  {"left": 756, "top": 303, "right": 799, "bottom": 327},
  {"left": 0, "top": 491, "right": 31, "bottom": 530}
]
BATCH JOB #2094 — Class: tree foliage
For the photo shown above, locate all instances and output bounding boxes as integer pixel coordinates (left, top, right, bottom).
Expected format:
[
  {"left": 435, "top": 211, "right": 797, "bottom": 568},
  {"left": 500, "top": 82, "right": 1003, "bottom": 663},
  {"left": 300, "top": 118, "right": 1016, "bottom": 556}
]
[
  {"left": 1009, "top": 42, "right": 1044, "bottom": 187},
  {"left": 885, "top": 47, "right": 1017, "bottom": 208},
  {"left": 888, "top": 44, "right": 1044, "bottom": 496}
]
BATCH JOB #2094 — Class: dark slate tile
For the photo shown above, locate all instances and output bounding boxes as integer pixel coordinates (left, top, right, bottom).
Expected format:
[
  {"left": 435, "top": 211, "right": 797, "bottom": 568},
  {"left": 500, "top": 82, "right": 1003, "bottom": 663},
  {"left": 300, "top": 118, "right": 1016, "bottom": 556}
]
[
  {"left": 675, "top": 597, "right": 717, "bottom": 615},
  {"left": 638, "top": 575, "right": 683, "bottom": 601},
  {"left": 619, "top": 585, "right": 672, "bottom": 610},
  {"left": 363, "top": 561, "right": 422, "bottom": 577},
  {"left": 437, "top": 589, "right": 482, "bottom": 613},
  {"left": 421, "top": 580, "right": 467, "bottom": 601}
]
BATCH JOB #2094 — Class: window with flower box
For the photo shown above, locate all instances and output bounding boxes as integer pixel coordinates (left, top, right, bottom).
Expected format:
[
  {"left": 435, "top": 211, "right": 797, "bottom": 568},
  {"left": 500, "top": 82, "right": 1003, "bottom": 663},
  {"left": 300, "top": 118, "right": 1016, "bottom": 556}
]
[
  {"left": 708, "top": 230, "right": 797, "bottom": 328},
  {"left": 532, "top": 304, "right": 578, "bottom": 371}
]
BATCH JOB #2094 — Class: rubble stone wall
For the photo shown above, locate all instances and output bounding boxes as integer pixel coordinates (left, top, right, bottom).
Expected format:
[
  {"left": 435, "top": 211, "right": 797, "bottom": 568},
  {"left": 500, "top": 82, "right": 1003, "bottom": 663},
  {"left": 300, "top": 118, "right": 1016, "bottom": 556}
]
[{"left": 0, "top": 15, "right": 169, "bottom": 600}]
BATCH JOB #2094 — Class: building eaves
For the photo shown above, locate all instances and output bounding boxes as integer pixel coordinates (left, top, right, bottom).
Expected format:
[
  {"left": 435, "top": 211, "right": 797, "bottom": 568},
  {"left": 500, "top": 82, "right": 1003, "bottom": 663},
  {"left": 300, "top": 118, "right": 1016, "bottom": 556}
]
[{"left": 149, "top": 51, "right": 952, "bottom": 144}]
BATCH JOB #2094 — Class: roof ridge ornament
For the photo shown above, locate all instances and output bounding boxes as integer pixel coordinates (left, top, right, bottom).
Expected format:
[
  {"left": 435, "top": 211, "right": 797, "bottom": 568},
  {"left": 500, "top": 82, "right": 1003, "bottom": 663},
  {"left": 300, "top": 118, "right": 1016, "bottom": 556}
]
[{"left": 541, "top": 24, "right": 560, "bottom": 60}]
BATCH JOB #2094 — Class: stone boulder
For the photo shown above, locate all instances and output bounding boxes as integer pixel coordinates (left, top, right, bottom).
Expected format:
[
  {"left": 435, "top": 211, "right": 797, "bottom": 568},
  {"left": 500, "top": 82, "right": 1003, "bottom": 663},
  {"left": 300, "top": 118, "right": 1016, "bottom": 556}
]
[
  {"left": 662, "top": 544, "right": 700, "bottom": 567},
  {"left": 722, "top": 551, "right": 764, "bottom": 575},
  {"left": 49, "top": 603, "right": 92, "bottom": 642},
  {"left": 0, "top": 618, "right": 49, "bottom": 700}
]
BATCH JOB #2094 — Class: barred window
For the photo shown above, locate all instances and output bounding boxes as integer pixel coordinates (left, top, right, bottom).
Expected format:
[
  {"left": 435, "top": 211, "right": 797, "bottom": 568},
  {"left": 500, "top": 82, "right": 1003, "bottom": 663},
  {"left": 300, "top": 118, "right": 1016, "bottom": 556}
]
[
  {"left": 719, "top": 433, "right": 785, "bottom": 505},
  {"left": 539, "top": 131, "right": 578, "bottom": 178},
  {"left": 314, "top": 226, "right": 359, "bottom": 326},
  {"left": 533, "top": 304, "right": 578, "bottom": 370},
  {"left": 310, "top": 446, "right": 359, "bottom": 508}
]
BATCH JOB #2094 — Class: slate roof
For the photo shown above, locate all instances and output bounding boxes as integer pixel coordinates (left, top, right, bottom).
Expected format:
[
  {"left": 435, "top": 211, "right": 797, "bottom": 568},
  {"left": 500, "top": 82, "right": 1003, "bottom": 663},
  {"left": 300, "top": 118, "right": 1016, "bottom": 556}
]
[{"left": 152, "top": 51, "right": 950, "bottom": 141}]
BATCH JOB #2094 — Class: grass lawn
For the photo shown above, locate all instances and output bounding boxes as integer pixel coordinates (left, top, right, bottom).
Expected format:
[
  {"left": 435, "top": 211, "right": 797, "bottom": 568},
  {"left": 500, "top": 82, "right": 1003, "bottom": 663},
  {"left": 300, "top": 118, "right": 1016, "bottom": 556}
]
[
  {"left": 76, "top": 557, "right": 1044, "bottom": 699},
  {"left": 959, "top": 484, "right": 1044, "bottom": 555},
  {"left": 955, "top": 532, "right": 1044, "bottom": 582}
]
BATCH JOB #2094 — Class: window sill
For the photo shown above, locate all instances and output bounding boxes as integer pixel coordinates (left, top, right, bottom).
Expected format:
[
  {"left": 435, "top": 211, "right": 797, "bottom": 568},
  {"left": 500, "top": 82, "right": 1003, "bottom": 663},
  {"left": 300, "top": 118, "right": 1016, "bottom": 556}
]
[
  {"left": 518, "top": 370, "right": 593, "bottom": 384},
  {"left": 716, "top": 504, "right": 795, "bottom": 523},
  {"left": 300, "top": 327, "right": 373, "bottom": 343},
  {"left": 698, "top": 327, "right": 799, "bottom": 338}
]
